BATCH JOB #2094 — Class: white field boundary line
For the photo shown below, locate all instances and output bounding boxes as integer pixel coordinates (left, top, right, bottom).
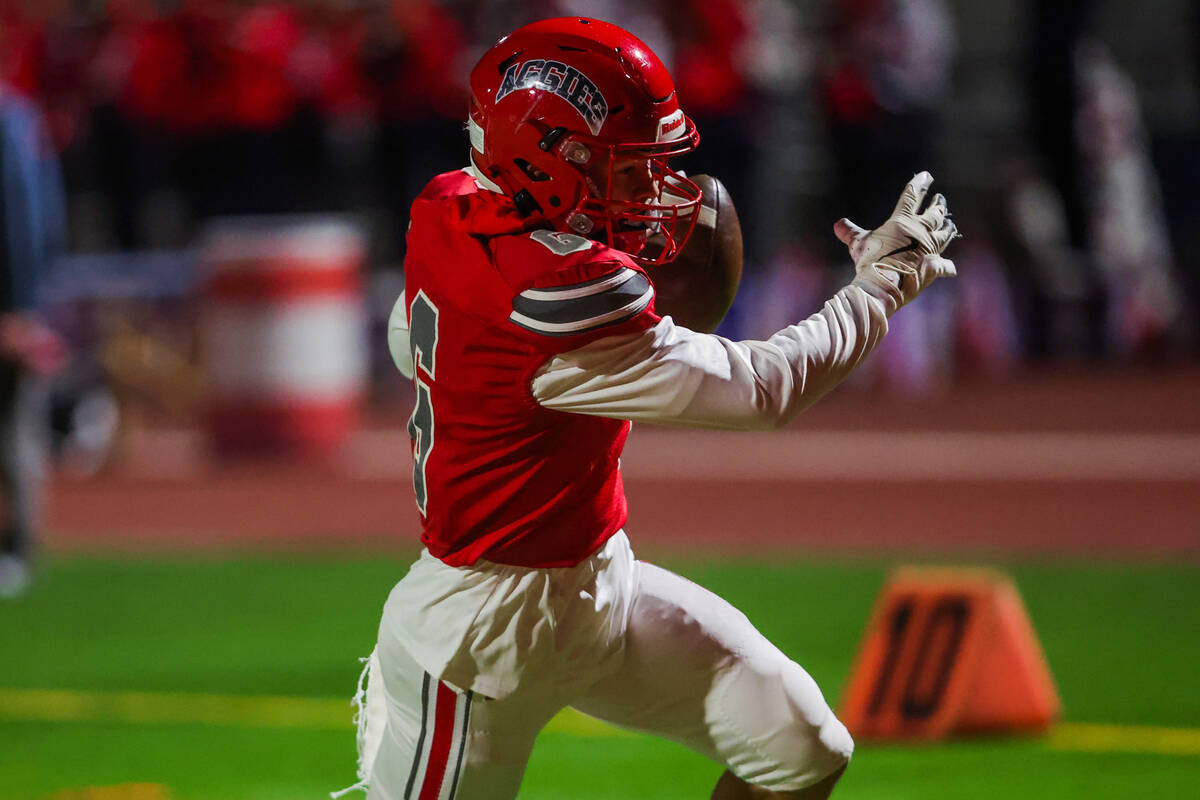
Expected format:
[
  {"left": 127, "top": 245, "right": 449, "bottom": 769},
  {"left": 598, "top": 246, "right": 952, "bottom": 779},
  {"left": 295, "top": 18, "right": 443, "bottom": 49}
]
[
  {"left": 1, "top": 688, "right": 1198, "bottom": 757},
  {"left": 339, "top": 429, "right": 1200, "bottom": 482},
  {"left": 1046, "top": 722, "right": 1200, "bottom": 756}
]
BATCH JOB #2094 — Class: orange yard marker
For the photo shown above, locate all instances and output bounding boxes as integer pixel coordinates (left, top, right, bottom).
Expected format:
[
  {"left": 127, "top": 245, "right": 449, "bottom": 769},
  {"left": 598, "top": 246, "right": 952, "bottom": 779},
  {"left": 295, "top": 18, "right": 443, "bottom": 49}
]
[{"left": 839, "top": 567, "right": 1060, "bottom": 740}]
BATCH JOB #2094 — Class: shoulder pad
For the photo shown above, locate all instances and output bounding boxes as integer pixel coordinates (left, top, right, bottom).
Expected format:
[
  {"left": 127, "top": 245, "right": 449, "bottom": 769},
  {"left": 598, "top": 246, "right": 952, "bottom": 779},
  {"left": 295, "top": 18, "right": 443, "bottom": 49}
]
[
  {"left": 490, "top": 229, "right": 658, "bottom": 338},
  {"left": 416, "top": 169, "right": 481, "bottom": 202},
  {"left": 491, "top": 229, "right": 601, "bottom": 287}
]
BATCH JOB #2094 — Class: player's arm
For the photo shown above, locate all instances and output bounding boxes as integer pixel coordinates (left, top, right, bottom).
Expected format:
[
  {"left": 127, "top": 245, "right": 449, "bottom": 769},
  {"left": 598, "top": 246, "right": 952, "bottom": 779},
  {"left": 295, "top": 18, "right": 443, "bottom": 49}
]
[{"left": 531, "top": 173, "right": 958, "bottom": 430}]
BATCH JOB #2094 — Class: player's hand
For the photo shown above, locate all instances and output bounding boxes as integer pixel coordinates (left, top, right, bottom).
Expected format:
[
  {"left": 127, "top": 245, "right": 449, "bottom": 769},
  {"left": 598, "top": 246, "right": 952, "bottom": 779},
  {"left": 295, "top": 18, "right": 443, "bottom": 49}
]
[{"left": 835, "top": 171, "right": 958, "bottom": 312}]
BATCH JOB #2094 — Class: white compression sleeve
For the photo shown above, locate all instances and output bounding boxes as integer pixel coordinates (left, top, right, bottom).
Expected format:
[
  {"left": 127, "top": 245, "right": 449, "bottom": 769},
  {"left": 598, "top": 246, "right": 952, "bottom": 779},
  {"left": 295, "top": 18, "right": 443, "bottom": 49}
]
[{"left": 531, "top": 283, "right": 892, "bottom": 431}]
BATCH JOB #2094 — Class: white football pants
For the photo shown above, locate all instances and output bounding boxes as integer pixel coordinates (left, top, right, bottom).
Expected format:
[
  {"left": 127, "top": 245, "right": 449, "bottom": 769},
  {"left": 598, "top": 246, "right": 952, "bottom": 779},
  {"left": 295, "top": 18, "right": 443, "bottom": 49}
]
[{"left": 360, "top": 535, "right": 852, "bottom": 799}]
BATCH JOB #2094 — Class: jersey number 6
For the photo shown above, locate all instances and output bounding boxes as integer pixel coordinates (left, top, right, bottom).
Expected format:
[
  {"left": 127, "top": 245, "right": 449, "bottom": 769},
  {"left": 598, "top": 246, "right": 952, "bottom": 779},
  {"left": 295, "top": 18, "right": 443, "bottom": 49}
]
[{"left": 407, "top": 290, "right": 439, "bottom": 514}]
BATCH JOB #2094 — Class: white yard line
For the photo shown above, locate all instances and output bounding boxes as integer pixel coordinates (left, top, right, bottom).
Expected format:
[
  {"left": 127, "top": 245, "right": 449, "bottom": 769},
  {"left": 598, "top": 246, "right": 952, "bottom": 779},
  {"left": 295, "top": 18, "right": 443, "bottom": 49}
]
[
  {"left": 0, "top": 687, "right": 348, "bottom": 729},
  {"left": 2, "top": 688, "right": 1197, "bottom": 757},
  {"left": 1046, "top": 722, "right": 1200, "bottom": 757}
]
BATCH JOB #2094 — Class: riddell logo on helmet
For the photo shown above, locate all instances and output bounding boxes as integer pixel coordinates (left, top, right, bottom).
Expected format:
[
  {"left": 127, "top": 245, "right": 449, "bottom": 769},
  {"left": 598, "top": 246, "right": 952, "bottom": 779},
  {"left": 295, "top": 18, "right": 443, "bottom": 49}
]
[
  {"left": 495, "top": 59, "right": 609, "bottom": 135},
  {"left": 656, "top": 110, "right": 685, "bottom": 142}
]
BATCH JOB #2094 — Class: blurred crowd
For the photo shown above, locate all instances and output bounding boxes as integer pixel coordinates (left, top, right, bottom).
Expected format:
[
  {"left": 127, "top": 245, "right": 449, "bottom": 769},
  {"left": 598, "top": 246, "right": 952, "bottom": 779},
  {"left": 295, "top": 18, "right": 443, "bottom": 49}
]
[
  {"left": 1, "top": 0, "right": 480, "bottom": 252},
  {"left": 2, "top": 0, "right": 1199, "bottom": 393}
]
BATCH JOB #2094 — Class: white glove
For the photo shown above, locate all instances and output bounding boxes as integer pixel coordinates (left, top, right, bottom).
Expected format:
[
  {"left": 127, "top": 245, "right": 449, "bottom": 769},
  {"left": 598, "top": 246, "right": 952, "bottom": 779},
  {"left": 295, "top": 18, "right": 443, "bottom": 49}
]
[{"left": 835, "top": 171, "right": 958, "bottom": 313}]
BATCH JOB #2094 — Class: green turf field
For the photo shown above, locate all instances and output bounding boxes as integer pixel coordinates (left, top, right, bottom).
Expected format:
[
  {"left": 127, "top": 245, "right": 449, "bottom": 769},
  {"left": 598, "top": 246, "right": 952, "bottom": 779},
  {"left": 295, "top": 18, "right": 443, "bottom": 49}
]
[{"left": 1, "top": 554, "right": 1197, "bottom": 799}]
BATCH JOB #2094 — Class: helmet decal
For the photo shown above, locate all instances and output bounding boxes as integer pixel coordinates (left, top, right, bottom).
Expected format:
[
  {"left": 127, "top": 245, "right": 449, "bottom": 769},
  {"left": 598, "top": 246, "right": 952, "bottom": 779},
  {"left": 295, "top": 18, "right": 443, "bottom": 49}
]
[
  {"left": 469, "top": 18, "right": 702, "bottom": 264},
  {"left": 656, "top": 110, "right": 686, "bottom": 142},
  {"left": 495, "top": 60, "right": 609, "bottom": 135}
]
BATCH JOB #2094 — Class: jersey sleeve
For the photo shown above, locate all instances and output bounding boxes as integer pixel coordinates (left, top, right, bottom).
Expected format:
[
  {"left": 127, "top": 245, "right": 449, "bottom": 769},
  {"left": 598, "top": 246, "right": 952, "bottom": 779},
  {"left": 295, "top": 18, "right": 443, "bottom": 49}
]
[
  {"left": 529, "top": 282, "right": 891, "bottom": 430},
  {"left": 493, "top": 230, "right": 660, "bottom": 349}
]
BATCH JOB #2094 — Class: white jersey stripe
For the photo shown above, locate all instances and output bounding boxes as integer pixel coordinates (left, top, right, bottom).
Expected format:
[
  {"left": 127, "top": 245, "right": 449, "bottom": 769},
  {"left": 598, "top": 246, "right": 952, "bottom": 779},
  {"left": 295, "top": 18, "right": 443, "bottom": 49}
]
[
  {"left": 509, "top": 284, "right": 654, "bottom": 335},
  {"left": 518, "top": 267, "right": 637, "bottom": 302}
]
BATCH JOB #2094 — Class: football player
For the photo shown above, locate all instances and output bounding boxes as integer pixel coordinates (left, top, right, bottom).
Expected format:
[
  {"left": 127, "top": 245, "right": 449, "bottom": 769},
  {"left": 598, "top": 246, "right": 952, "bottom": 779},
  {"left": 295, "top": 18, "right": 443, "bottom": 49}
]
[{"left": 342, "top": 17, "right": 957, "bottom": 800}]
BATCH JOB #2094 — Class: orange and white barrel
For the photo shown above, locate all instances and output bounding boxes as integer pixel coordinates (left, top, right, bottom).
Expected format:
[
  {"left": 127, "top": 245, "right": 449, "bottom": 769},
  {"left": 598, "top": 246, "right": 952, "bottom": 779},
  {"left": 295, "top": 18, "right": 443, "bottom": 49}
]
[{"left": 200, "top": 217, "right": 368, "bottom": 457}]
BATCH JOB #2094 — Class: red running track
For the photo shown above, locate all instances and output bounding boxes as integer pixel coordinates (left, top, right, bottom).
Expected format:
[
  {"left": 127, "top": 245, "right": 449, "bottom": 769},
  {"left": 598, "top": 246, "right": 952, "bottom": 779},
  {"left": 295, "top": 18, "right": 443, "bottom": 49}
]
[{"left": 46, "top": 367, "right": 1200, "bottom": 560}]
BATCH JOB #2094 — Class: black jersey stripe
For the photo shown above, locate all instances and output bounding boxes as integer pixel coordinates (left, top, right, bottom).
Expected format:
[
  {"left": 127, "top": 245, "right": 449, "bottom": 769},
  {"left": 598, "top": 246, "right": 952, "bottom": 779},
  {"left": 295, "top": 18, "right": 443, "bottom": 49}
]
[
  {"left": 403, "top": 672, "right": 432, "bottom": 800},
  {"left": 446, "top": 690, "right": 473, "bottom": 799},
  {"left": 509, "top": 278, "right": 653, "bottom": 336},
  {"left": 512, "top": 271, "right": 651, "bottom": 326}
]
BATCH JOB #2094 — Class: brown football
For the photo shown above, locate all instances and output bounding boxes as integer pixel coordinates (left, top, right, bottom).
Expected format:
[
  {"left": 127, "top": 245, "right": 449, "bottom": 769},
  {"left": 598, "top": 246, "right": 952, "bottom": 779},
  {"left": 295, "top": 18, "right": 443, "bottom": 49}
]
[{"left": 643, "top": 174, "right": 743, "bottom": 333}]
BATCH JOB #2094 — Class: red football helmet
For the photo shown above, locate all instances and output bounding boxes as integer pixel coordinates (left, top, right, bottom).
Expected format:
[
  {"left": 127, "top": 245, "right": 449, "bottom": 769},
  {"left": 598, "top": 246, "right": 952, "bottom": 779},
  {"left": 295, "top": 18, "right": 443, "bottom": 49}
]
[{"left": 468, "top": 17, "right": 702, "bottom": 264}]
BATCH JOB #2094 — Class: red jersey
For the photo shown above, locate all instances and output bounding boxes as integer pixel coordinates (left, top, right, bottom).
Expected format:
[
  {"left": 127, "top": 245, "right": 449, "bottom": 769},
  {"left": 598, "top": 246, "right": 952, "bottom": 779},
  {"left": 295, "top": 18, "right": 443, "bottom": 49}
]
[{"left": 402, "top": 170, "right": 659, "bottom": 568}]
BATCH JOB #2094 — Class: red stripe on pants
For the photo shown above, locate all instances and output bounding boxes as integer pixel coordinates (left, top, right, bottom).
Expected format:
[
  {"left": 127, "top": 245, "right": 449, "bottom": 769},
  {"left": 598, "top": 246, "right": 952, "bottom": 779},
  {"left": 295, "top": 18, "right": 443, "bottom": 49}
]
[{"left": 418, "top": 682, "right": 458, "bottom": 800}]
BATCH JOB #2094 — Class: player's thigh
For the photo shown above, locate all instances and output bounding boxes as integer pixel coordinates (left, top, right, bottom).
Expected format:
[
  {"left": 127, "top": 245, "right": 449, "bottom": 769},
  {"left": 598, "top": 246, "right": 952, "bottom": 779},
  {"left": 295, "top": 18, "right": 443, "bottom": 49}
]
[
  {"left": 368, "top": 632, "right": 560, "bottom": 800},
  {"left": 573, "top": 562, "right": 853, "bottom": 791}
]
